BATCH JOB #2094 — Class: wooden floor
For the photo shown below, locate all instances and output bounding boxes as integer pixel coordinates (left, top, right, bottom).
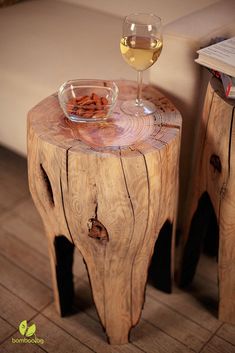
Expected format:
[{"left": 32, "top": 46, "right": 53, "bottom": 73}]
[{"left": 0, "top": 145, "right": 234, "bottom": 353}]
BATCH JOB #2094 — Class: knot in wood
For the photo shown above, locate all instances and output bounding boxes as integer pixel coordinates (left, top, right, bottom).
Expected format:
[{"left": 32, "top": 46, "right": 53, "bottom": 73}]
[
  {"left": 88, "top": 218, "right": 109, "bottom": 243},
  {"left": 210, "top": 154, "right": 222, "bottom": 174}
]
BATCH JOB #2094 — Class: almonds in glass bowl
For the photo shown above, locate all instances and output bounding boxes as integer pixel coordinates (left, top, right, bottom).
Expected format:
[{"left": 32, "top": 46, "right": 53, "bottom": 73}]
[{"left": 58, "top": 79, "right": 118, "bottom": 122}]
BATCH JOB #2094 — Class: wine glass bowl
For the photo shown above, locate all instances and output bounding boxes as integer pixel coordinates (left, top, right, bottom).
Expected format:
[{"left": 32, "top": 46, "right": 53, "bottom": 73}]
[
  {"left": 120, "top": 35, "right": 162, "bottom": 71},
  {"left": 120, "top": 13, "right": 162, "bottom": 116},
  {"left": 58, "top": 79, "right": 119, "bottom": 123}
]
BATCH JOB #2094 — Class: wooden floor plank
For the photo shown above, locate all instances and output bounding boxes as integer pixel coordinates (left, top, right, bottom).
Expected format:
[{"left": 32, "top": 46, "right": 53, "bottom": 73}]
[
  {"left": 73, "top": 248, "right": 89, "bottom": 279},
  {"left": 0, "top": 255, "right": 52, "bottom": 311},
  {"left": 0, "top": 213, "right": 48, "bottom": 257},
  {"left": 2, "top": 314, "right": 94, "bottom": 352},
  {"left": 1, "top": 336, "right": 45, "bottom": 353},
  {"left": 0, "top": 184, "right": 27, "bottom": 218},
  {"left": 131, "top": 320, "right": 195, "bottom": 353},
  {"left": 0, "top": 229, "right": 52, "bottom": 288},
  {"left": 43, "top": 303, "right": 144, "bottom": 353},
  {"left": 16, "top": 198, "right": 93, "bottom": 280},
  {"left": 31, "top": 314, "right": 94, "bottom": 353},
  {"left": 73, "top": 276, "right": 100, "bottom": 321},
  {"left": 0, "top": 198, "right": 90, "bottom": 280},
  {"left": 0, "top": 347, "right": 8, "bottom": 353},
  {"left": 8, "top": 197, "right": 44, "bottom": 232},
  {"left": 0, "top": 317, "right": 15, "bottom": 345},
  {"left": 0, "top": 146, "right": 29, "bottom": 216},
  {"left": 0, "top": 146, "right": 27, "bottom": 175},
  {"left": 147, "top": 275, "right": 220, "bottom": 332},
  {"left": 197, "top": 254, "right": 218, "bottom": 285},
  {"left": 201, "top": 336, "right": 235, "bottom": 353},
  {"left": 0, "top": 284, "right": 36, "bottom": 328},
  {"left": 217, "top": 323, "right": 235, "bottom": 346},
  {"left": 141, "top": 295, "right": 213, "bottom": 352}
]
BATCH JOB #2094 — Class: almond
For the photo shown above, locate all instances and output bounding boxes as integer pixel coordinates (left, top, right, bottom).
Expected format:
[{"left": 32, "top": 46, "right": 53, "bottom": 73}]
[
  {"left": 101, "top": 97, "right": 108, "bottom": 105},
  {"left": 67, "top": 92, "right": 110, "bottom": 119}
]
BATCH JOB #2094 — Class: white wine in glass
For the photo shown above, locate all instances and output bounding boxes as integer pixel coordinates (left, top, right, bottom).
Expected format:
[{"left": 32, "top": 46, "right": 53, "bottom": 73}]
[{"left": 120, "top": 13, "right": 163, "bottom": 116}]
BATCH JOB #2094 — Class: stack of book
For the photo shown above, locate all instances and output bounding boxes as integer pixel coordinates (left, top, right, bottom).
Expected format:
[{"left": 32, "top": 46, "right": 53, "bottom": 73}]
[{"left": 195, "top": 37, "right": 235, "bottom": 98}]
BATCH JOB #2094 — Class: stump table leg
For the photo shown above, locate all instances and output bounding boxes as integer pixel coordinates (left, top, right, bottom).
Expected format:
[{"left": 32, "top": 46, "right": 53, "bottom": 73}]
[{"left": 78, "top": 230, "right": 169, "bottom": 345}]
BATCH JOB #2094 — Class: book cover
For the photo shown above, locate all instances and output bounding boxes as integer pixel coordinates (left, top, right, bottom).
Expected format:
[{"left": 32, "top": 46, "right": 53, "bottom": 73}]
[{"left": 195, "top": 37, "right": 235, "bottom": 77}]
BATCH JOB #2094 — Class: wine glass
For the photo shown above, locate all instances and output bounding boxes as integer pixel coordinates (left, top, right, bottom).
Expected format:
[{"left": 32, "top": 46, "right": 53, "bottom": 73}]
[{"left": 120, "top": 13, "right": 163, "bottom": 116}]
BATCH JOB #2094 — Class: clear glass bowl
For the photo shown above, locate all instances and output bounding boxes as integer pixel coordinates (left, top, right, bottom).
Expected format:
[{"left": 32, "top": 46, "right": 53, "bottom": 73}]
[{"left": 58, "top": 79, "right": 119, "bottom": 123}]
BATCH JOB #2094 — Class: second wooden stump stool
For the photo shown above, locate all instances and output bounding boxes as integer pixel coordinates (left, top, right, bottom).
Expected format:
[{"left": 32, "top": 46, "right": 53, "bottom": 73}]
[
  {"left": 27, "top": 81, "right": 182, "bottom": 344},
  {"left": 179, "top": 77, "right": 235, "bottom": 325}
]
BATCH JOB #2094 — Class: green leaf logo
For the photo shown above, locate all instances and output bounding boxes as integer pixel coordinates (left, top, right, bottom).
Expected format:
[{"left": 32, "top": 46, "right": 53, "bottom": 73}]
[
  {"left": 26, "top": 324, "right": 36, "bottom": 337},
  {"left": 19, "top": 320, "right": 27, "bottom": 336},
  {"left": 19, "top": 320, "right": 36, "bottom": 337}
]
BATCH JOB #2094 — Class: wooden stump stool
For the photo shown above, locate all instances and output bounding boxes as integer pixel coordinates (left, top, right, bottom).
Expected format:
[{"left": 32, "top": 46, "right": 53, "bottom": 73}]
[
  {"left": 179, "top": 77, "right": 235, "bottom": 325},
  {"left": 27, "top": 81, "right": 182, "bottom": 344}
]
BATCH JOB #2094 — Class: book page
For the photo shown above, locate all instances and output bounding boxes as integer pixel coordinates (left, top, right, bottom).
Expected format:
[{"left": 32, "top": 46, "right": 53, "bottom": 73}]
[{"left": 198, "top": 37, "right": 235, "bottom": 66}]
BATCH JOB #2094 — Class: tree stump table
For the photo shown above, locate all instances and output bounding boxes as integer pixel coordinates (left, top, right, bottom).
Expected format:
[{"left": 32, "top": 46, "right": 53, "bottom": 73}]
[
  {"left": 179, "top": 77, "right": 235, "bottom": 325},
  {"left": 27, "top": 81, "right": 182, "bottom": 344}
]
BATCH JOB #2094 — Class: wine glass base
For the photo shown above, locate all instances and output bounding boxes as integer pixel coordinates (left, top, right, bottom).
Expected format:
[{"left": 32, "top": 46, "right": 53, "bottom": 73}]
[{"left": 121, "top": 100, "right": 156, "bottom": 117}]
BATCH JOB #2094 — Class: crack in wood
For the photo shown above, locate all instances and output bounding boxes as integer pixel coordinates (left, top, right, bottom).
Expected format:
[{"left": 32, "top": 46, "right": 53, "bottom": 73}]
[
  {"left": 119, "top": 148, "right": 137, "bottom": 327},
  {"left": 66, "top": 147, "right": 72, "bottom": 189},
  {"left": 200, "top": 90, "right": 216, "bottom": 167},
  {"left": 153, "top": 138, "right": 168, "bottom": 146},
  {"left": 86, "top": 182, "right": 109, "bottom": 243},
  {"left": 228, "top": 105, "right": 235, "bottom": 177},
  {"left": 126, "top": 148, "right": 152, "bottom": 326},
  {"left": 94, "top": 202, "right": 98, "bottom": 219},
  {"left": 59, "top": 175, "right": 74, "bottom": 244},
  {"left": 217, "top": 105, "right": 235, "bottom": 205},
  {"left": 161, "top": 123, "right": 181, "bottom": 129},
  {"left": 119, "top": 148, "right": 135, "bottom": 246},
  {"left": 136, "top": 149, "right": 151, "bottom": 248}
]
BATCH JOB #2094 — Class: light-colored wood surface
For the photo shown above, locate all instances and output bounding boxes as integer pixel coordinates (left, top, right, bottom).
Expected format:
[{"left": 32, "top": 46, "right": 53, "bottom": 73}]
[
  {"left": 27, "top": 82, "right": 182, "bottom": 344},
  {"left": 179, "top": 77, "right": 235, "bottom": 325},
  {"left": 0, "top": 145, "right": 234, "bottom": 352}
]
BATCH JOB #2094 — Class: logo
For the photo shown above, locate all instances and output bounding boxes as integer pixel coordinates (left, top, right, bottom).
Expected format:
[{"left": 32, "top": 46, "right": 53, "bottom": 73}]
[
  {"left": 19, "top": 320, "right": 36, "bottom": 337},
  {"left": 11, "top": 320, "right": 44, "bottom": 345}
]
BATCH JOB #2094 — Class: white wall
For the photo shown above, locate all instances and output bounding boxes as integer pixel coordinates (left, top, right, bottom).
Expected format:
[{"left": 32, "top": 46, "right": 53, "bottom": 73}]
[{"left": 56, "top": 0, "right": 220, "bottom": 25}]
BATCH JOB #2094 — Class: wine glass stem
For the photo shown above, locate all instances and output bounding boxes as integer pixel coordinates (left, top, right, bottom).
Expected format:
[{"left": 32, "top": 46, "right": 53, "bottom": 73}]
[{"left": 136, "top": 71, "right": 143, "bottom": 107}]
